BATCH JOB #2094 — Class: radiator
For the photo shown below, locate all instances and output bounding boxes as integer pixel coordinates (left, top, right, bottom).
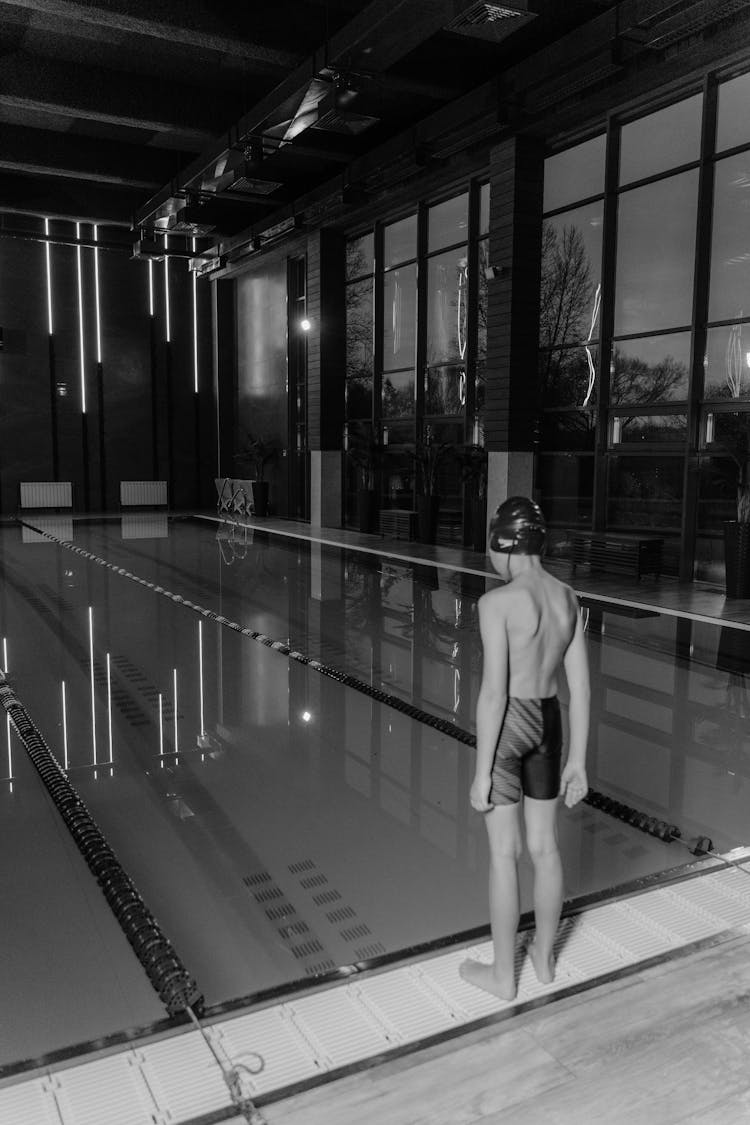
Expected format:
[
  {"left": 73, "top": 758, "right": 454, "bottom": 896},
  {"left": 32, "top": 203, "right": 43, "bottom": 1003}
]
[
  {"left": 19, "top": 481, "right": 73, "bottom": 509},
  {"left": 119, "top": 480, "right": 168, "bottom": 507}
]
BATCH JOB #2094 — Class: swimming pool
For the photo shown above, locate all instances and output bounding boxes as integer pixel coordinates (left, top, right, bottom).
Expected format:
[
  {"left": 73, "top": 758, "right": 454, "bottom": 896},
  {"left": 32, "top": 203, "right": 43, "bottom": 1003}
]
[{"left": 1, "top": 515, "right": 747, "bottom": 1073}]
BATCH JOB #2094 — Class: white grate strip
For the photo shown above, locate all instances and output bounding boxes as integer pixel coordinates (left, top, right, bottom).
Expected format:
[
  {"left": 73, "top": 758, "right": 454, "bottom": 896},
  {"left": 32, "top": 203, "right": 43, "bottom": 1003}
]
[{"left": 2, "top": 859, "right": 749, "bottom": 1124}]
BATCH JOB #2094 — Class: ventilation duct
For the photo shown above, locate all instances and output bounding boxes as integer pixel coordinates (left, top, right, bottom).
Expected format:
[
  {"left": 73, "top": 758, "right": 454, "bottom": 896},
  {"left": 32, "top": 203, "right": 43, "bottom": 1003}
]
[{"left": 445, "top": 1, "right": 536, "bottom": 42}]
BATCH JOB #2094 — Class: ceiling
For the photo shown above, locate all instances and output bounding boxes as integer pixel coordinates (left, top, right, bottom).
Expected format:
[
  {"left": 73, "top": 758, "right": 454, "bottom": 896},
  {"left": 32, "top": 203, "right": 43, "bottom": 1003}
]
[{"left": 1, "top": 0, "right": 750, "bottom": 259}]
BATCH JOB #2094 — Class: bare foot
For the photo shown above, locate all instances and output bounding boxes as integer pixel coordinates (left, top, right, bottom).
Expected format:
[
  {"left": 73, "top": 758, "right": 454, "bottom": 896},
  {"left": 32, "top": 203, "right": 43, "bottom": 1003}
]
[
  {"left": 528, "top": 941, "right": 555, "bottom": 985},
  {"left": 459, "top": 958, "right": 516, "bottom": 1001}
]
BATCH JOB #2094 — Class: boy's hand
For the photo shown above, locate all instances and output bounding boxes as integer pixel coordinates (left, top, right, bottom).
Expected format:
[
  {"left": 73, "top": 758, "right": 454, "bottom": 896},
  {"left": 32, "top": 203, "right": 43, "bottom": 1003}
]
[
  {"left": 469, "top": 775, "right": 493, "bottom": 812},
  {"left": 560, "top": 763, "right": 588, "bottom": 808}
]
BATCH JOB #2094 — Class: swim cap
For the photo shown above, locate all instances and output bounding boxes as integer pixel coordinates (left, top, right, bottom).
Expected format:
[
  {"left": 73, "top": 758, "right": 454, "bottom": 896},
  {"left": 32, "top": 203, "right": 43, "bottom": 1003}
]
[{"left": 488, "top": 496, "right": 546, "bottom": 555}]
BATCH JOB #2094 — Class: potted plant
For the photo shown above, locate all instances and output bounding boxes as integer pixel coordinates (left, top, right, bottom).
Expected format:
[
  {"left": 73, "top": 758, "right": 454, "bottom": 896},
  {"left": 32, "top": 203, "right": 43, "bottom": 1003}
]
[
  {"left": 460, "top": 442, "right": 488, "bottom": 552},
  {"left": 234, "top": 432, "right": 277, "bottom": 517},
  {"left": 346, "top": 421, "right": 383, "bottom": 533},
  {"left": 409, "top": 425, "right": 454, "bottom": 544}
]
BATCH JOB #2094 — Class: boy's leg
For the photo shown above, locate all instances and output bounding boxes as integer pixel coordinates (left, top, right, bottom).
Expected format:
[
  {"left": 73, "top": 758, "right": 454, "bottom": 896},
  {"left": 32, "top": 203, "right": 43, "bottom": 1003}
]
[
  {"left": 523, "top": 795, "right": 562, "bottom": 983},
  {"left": 460, "top": 802, "right": 522, "bottom": 1000}
]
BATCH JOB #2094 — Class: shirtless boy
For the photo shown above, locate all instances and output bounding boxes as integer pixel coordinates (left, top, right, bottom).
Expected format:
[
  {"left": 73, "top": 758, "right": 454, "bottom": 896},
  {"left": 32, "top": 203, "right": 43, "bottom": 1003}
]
[{"left": 460, "top": 496, "right": 590, "bottom": 1000}]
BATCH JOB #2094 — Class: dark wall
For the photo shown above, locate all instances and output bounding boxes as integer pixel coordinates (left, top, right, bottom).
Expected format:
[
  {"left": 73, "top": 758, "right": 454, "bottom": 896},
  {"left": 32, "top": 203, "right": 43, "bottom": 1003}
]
[{"left": 0, "top": 222, "right": 214, "bottom": 514}]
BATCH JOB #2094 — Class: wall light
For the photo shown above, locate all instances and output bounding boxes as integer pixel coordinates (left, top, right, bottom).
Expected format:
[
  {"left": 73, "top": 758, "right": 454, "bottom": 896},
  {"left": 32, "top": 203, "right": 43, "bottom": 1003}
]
[
  {"left": 301, "top": 710, "right": 312, "bottom": 723},
  {"left": 44, "top": 218, "right": 53, "bottom": 335},
  {"left": 76, "top": 222, "right": 86, "bottom": 413},
  {"left": 93, "top": 224, "right": 102, "bottom": 364},
  {"left": 300, "top": 318, "right": 312, "bottom": 332}
]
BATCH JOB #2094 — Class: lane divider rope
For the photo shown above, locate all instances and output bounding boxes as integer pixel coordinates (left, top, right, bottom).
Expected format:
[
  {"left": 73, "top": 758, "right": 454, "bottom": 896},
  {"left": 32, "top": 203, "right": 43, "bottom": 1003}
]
[{"left": 0, "top": 667, "right": 203, "bottom": 1017}]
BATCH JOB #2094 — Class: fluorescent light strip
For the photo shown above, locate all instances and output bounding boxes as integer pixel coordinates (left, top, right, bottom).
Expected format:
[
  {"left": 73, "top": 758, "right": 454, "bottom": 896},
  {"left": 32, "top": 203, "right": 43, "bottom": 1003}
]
[
  {"left": 106, "top": 652, "right": 113, "bottom": 764},
  {"left": 6, "top": 713, "right": 11, "bottom": 780},
  {"left": 173, "top": 668, "right": 178, "bottom": 754},
  {"left": 148, "top": 260, "right": 155, "bottom": 317},
  {"left": 93, "top": 224, "right": 102, "bottom": 364},
  {"left": 62, "top": 681, "right": 69, "bottom": 771},
  {"left": 76, "top": 222, "right": 86, "bottom": 413},
  {"left": 44, "top": 218, "right": 53, "bottom": 334},
  {"left": 192, "top": 237, "right": 199, "bottom": 392},
  {"left": 163, "top": 236, "right": 171, "bottom": 342},
  {"left": 88, "top": 606, "right": 97, "bottom": 764},
  {"left": 198, "top": 621, "right": 205, "bottom": 736},
  {"left": 2, "top": 637, "right": 7, "bottom": 672},
  {"left": 158, "top": 692, "right": 164, "bottom": 767}
]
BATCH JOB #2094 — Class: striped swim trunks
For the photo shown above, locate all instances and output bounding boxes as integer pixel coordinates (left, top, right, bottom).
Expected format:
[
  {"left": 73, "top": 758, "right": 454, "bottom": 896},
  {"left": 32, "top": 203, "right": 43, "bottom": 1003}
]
[{"left": 489, "top": 696, "right": 562, "bottom": 806}]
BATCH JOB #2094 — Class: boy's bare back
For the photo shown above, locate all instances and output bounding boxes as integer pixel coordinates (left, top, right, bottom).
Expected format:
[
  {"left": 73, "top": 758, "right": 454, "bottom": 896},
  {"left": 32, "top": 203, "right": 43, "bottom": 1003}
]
[{"left": 480, "top": 569, "right": 579, "bottom": 699}]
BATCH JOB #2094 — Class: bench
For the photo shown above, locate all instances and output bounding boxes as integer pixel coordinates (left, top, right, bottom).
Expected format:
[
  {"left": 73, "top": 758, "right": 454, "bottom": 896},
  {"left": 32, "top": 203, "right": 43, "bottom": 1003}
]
[
  {"left": 379, "top": 508, "right": 417, "bottom": 539},
  {"left": 568, "top": 530, "right": 663, "bottom": 581}
]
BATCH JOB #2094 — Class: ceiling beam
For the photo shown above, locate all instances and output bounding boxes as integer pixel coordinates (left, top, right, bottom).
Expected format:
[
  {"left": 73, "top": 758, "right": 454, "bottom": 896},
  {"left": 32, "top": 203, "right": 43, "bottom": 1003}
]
[
  {"left": 0, "top": 0, "right": 300, "bottom": 70},
  {"left": 0, "top": 51, "right": 228, "bottom": 146},
  {"left": 0, "top": 170, "right": 145, "bottom": 224},
  {"left": 0, "top": 124, "right": 186, "bottom": 188}
]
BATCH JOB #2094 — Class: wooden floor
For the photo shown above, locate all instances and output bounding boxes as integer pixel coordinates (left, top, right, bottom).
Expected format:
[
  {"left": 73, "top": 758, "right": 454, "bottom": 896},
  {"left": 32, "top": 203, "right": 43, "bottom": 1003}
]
[{"left": 262, "top": 931, "right": 750, "bottom": 1125}]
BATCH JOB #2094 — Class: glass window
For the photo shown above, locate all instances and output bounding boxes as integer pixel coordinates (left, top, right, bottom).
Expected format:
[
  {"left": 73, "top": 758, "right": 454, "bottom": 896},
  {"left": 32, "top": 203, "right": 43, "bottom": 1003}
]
[
  {"left": 382, "top": 371, "right": 414, "bottom": 418},
  {"left": 543, "top": 134, "right": 605, "bottom": 213},
  {"left": 383, "top": 263, "right": 417, "bottom": 372},
  {"left": 539, "top": 346, "right": 598, "bottom": 408},
  {"left": 384, "top": 215, "right": 417, "bottom": 268},
  {"left": 703, "top": 323, "right": 750, "bottom": 400},
  {"left": 346, "top": 233, "right": 374, "bottom": 281},
  {"left": 479, "top": 183, "right": 490, "bottom": 236},
  {"left": 428, "top": 193, "right": 469, "bottom": 252},
  {"left": 540, "top": 202, "right": 603, "bottom": 349},
  {"left": 614, "top": 170, "right": 699, "bottom": 335},
  {"left": 612, "top": 414, "right": 687, "bottom": 444},
  {"left": 426, "top": 247, "right": 468, "bottom": 366},
  {"left": 708, "top": 153, "right": 750, "bottom": 323},
  {"left": 477, "top": 240, "right": 489, "bottom": 360},
  {"left": 607, "top": 455, "right": 684, "bottom": 530},
  {"left": 541, "top": 411, "right": 596, "bottom": 452},
  {"left": 619, "top": 95, "right": 702, "bottom": 185},
  {"left": 698, "top": 455, "right": 739, "bottom": 531},
  {"left": 345, "top": 277, "right": 374, "bottom": 419},
  {"left": 610, "top": 333, "right": 691, "bottom": 405},
  {"left": 537, "top": 453, "right": 594, "bottom": 525},
  {"left": 717, "top": 71, "right": 750, "bottom": 153},
  {"left": 425, "top": 364, "right": 466, "bottom": 416}
]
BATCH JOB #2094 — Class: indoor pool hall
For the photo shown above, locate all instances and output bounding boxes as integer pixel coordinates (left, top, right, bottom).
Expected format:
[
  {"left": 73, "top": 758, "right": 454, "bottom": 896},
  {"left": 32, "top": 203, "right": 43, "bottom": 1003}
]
[{"left": 1, "top": 514, "right": 749, "bottom": 1123}]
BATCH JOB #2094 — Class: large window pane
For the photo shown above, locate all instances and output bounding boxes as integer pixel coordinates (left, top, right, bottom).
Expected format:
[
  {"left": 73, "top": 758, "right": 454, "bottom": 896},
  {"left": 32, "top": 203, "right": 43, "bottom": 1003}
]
[
  {"left": 607, "top": 455, "right": 684, "bottom": 529},
  {"left": 383, "top": 370, "right": 414, "bottom": 417},
  {"left": 619, "top": 95, "right": 702, "bottom": 185},
  {"left": 479, "top": 184, "right": 490, "bottom": 236},
  {"left": 346, "top": 278, "right": 373, "bottom": 419},
  {"left": 426, "top": 247, "right": 468, "bottom": 365},
  {"left": 477, "top": 240, "right": 489, "bottom": 359},
  {"left": 425, "top": 364, "right": 465, "bottom": 416},
  {"left": 717, "top": 71, "right": 750, "bottom": 153},
  {"left": 346, "top": 234, "right": 374, "bottom": 281},
  {"left": 383, "top": 264, "right": 417, "bottom": 372},
  {"left": 708, "top": 153, "right": 750, "bottom": 323},
  {"left": 543, "top": 135, "right": 605, "bottom": 212},
  {"left": 540, "top": 202, "right": 602, "bottom": 349},
  {"left": 384, "top": 215, "right": 417, "bottom": 268},
  {"left": 612, "top": 414, "right": 687, "bottom": 444},
  {"left": 698, "top": 455, "right": 739, "bottom": 531},
  {"left": 703, "top": 323, "right": 750, "bottom": 400},
  {"left": 538, "top": 453, "right": 594, "bottom": 526},
  {"left": 428, "top": 193, "right": 469, "bottom": 252},
  {"left": 614, "top": 171, "right": 698, "bottom": 335},
  {"left": 539, "top": 346, "right": 598, "bottom": 408},
  {"left": 541, "top": 411, "right": 596, "bottom": 451},
  {"left": 610, "top": 333, "right": 691, "bottom": 405}
]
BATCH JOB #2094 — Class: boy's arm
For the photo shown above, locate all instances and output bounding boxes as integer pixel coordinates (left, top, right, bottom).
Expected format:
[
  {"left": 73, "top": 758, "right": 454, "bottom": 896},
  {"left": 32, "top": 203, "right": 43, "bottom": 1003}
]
[
  {"left": 560, "top": 596, "right": 590, "bottom": 807},
  {"left": 470, "top": 594, "right": 509, "bottom": 811}
]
